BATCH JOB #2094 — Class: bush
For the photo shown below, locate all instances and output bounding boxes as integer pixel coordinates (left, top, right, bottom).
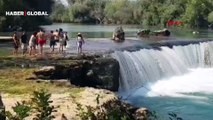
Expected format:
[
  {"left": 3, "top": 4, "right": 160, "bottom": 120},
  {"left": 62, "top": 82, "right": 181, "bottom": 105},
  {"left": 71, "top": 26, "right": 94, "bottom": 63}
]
[
  {"left": 5, "top": 101, "right": 31, "bottom": 120},
  {"left": 31, "top": 90, "right": 57, "bottom": 120},
  {"left": 4, "top": 90, "right": 57, "bottom": 120}
]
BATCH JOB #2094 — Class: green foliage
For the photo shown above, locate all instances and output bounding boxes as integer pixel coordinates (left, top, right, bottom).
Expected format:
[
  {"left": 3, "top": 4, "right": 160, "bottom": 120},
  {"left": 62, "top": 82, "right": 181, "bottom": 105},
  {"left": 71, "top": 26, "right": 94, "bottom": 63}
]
[
  {"left": 75, "top": 102, "right": 96, "bottom": 120},
  {"left": 182, "top": 0, "right": 213, "bottom": 28},
  {"left": 31, "top": 90, "right": 57, "bottom": 120},
  {"left": 50, "top": 2, "right": 70, "bottom": 23},
  {"left": 0, "top": 0, "right": 54, "bottom": 31},
  {"left": 51, "top": 0, "right": 213, "bottom": 28},
  {"left": 74, "top": 95, "right": 134, "bottom": 120},
  {"left": 208, "top": 11, "right": 213, "bottom": 23},
  {"left": 5, "top": 101, "right": 31, "bottom": 120},
  {"left": 4, "top": 90, "right": 57, "bottom": 120}
]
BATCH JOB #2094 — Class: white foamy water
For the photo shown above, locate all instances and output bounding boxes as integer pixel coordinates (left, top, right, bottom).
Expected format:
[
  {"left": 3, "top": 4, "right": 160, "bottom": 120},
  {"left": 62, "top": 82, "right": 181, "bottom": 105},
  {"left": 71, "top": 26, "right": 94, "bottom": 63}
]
[
  {"left": 112, "top": 42, "right": 213, "bottom": 120},
  {"left": 146, "top": 68, "right": 213, "bottom": 98},
  {"left": 112, "top": 41, "right": 213, "bottom": 92}
]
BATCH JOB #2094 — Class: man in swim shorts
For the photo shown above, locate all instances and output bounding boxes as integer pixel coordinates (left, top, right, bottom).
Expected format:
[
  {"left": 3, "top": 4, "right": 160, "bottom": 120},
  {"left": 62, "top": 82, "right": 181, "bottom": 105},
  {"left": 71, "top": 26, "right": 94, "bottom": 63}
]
[{"left": 37, "top": 29, "right": 46, "bottom": 54}]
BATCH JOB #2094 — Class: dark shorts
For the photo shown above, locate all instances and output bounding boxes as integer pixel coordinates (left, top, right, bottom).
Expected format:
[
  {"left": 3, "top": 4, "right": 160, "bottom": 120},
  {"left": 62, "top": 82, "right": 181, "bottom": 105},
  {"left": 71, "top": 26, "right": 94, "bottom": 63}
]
[
  {"left": 55, "top": 39, "right": 59, "bottom": 42},
  {"left": 14, "top": 43, "right": 19, "bottom": 49},
  {"left": 50, "top": 40, "right": 56, "bottom": 47}
]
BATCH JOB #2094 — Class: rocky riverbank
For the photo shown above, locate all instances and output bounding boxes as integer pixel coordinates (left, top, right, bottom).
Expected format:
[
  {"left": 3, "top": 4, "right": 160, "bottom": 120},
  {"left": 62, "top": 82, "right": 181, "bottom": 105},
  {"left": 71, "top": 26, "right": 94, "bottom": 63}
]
[
  {"left": 0, "top": 53, "right": 120, "bottom": 91},
  {"left": 0, "top": 54, "right": 150, "bottom": 120}
]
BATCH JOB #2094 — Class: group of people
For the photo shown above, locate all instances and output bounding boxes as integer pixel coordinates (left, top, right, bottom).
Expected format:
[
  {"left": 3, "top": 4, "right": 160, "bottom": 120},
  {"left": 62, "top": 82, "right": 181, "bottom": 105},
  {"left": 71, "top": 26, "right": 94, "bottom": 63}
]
[{"left": 12, "top": 28, "right": 85, "bottom": 56}]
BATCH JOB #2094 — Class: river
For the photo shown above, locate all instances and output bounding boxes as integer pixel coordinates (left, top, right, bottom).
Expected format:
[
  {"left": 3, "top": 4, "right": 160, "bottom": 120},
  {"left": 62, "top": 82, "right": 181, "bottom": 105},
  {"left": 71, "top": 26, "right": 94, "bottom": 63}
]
[
  {"left": 41, "top": 23, "right": 213, "bottom": 120},
  {"left": 1, "top": 23, "right": 213, "bottom": 120}
]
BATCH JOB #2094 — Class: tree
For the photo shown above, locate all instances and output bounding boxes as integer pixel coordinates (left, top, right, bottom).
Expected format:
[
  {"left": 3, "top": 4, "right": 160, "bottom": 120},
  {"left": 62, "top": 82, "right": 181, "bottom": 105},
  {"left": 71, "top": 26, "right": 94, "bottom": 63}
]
[
  {"left": 182, "top": 0, "right": 213, "bottom": 28},
  {"left": 104, "top": 0, "right": 134, "bottom": 24},
  {"left": 0, "top": 0, "right": 54, "bottom": 31},
  {"left": 208, "top": 11, "right": 213, "bottom": 23},
  {"left": 87, "top": 0, "right": 107, "bottom": 24}
]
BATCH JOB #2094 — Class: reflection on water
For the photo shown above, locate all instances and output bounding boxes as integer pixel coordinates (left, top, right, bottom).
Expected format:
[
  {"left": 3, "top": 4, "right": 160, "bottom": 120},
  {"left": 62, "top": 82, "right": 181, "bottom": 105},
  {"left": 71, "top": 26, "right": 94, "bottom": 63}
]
[
  {"left": 39, "top": 23, "right": 213, "bottom": 39},
  {"left": 1, "top": 23, "right": 213, "bottom": 40}
]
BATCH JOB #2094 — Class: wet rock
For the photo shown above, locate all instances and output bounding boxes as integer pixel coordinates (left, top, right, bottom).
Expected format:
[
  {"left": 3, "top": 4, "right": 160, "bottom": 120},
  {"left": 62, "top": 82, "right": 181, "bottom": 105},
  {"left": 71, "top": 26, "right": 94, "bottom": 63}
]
[
  {"left": 94, "top": 97, "right": 149, "bottom": 120},
  {"left": 33, "top": 55, "right": 120, "bottom": 91},
  {"left": 68, "top": 57, "right": 120, "bottom": 91},
  {"left": 153, "top": 28, "right": 170, "bottom": 36},
  {"left": 112, "top": 26, "right": 125, "bottom": 42},
  {"left": 137, "top": 29, "right": 151, "bottom": 37},
  {"left": 34, "top": 66, "right": 56, "bottom": 79},
  {"left": 134, "top": 108, "right": 149, "bottom": 120}
]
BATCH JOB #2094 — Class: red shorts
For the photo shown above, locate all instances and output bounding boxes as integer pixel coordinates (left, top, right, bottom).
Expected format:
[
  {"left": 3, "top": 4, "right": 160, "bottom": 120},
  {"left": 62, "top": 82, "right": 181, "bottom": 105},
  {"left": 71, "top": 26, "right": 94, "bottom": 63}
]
[{"left": 38, "top": 39, "right": 46, "bottom": 46}]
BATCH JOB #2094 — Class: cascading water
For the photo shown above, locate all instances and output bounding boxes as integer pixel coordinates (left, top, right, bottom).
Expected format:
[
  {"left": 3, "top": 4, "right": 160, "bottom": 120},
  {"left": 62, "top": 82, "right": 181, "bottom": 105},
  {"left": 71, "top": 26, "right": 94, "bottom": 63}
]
[
  {"left": 112, "top": 41, "right": 213, "bottom": 120},
  {"left": 112, "top": 41, "right": 213, "bottom": 92}
]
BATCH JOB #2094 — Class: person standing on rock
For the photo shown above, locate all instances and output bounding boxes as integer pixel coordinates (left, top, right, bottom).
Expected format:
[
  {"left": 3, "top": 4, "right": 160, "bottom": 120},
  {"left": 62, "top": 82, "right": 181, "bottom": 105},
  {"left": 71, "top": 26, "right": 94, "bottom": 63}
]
[
  {"left": 49, "top": 31, "right": 56, "bottom": 52},
  {"left": 29, "top": 32, "right": 37, "bottom": 55},
  {"left": 37, "top": 29, "right": 46, "bottom": 54},
  {"left": 20, "top": 31, "right": 28, "bottom": 55},
  {"left": 59, "top": 32, "right": 69, "bottom": 53},
  {"left": 12, "top": 32, "right": 20, "bottom": 55},
  {"left": 59, "top": 29, "right": 64, "bottom": 53},
  {"left": 77, "top": 33, "right": 84, "bottom": 54}
]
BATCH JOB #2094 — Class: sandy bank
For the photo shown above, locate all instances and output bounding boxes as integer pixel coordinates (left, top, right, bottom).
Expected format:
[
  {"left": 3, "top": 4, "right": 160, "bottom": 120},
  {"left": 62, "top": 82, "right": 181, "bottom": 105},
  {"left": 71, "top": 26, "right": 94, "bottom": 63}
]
[{"left": 2, "top": 87, "right": 116, "bottom": 120}]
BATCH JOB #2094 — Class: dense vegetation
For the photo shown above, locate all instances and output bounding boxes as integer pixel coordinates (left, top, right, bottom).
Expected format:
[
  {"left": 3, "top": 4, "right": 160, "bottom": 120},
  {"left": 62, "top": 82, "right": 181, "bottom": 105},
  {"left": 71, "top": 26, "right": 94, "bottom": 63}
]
[
  {"left": 51, "top": 0, "right": 213, "bottom": 28},
  {"left": 1, "top": 0, "right": 213, "bottom": 30},
  {"left": 0, "top": 0, "right": 54, "bottom": 31}
]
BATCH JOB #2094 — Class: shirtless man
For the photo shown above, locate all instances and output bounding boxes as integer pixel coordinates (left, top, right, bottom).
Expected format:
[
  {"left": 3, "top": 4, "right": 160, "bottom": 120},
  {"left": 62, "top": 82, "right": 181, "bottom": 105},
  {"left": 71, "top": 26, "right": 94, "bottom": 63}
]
[
  {"left": 12, "top": 32, "right": 20, "bottom": 55},
  {"left": 49, "top": 31, "right": 56, "bottom": 52},
  {"left": 53, "top": 29, "right": 59, "bottom": 43},
  {"left": 37, "top": 30, "right": 46, "bottom": 54}
]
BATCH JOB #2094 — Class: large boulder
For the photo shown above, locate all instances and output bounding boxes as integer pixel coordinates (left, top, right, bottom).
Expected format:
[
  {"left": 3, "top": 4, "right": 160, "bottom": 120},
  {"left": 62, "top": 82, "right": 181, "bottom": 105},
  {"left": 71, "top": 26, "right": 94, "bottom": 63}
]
[
  {"left": 33, "top": 56, "right": 120, "bottom": 91},
  {"left": 137, "top": 28, "right": 170, "bottom": 38},
  {"left": 137, "top": 29, "right": 151, "bottom": 37},
  {"left": 112, "top": 26, "right": 125, "bottom": 42},
  {"left": 68, "top": 57, "right": 120, "bottom": 91},
  {"left": 134, "top": 108, "right": 149, "bottom": 120},
  {"left": 153, "top": 29, "right": 170, "bottom": 36}
]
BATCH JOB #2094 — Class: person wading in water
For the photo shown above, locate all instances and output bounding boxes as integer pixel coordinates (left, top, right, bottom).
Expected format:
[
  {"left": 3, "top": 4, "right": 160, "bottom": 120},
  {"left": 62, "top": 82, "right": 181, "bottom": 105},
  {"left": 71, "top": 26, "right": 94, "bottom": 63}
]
[
  {"left": 37, "top": 30, "right": 46, "bottom": 54},
  {"left": 77, "top": 33, "right": 84, "bottom": 54},
  {"left": 20, "top": 31, "right": 28, "bottom": 55},
  {"left": 49, "top": 31, "right": 56, "bottom": 52},
  {"left": 29, "top": 32, "right": 37, "bottom": 55},
  {"left": 12, "top": 32, "right": 20, "bottom": 55}
]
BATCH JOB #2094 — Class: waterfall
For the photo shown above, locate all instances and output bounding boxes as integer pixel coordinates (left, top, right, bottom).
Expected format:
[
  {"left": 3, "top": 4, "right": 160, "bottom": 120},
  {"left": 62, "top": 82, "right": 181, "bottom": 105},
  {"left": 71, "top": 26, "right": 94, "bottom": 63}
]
[{"left": 112, "top": 41, "right": 213, "bottom": 92}]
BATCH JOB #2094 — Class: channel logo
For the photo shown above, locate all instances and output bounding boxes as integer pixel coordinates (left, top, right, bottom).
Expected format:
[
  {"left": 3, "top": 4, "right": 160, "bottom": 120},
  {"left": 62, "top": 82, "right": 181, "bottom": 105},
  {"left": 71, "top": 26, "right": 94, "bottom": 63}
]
[{"left": 5, "top": 11, "right": 49, "bottom": 16}]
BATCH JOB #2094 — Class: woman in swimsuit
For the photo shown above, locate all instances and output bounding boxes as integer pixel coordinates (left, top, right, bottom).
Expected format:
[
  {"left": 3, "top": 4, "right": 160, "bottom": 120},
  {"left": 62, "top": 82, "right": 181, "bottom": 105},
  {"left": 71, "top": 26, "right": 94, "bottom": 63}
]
[{"left": 77, "top": 33, "right": 84, "bottom": 54}]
